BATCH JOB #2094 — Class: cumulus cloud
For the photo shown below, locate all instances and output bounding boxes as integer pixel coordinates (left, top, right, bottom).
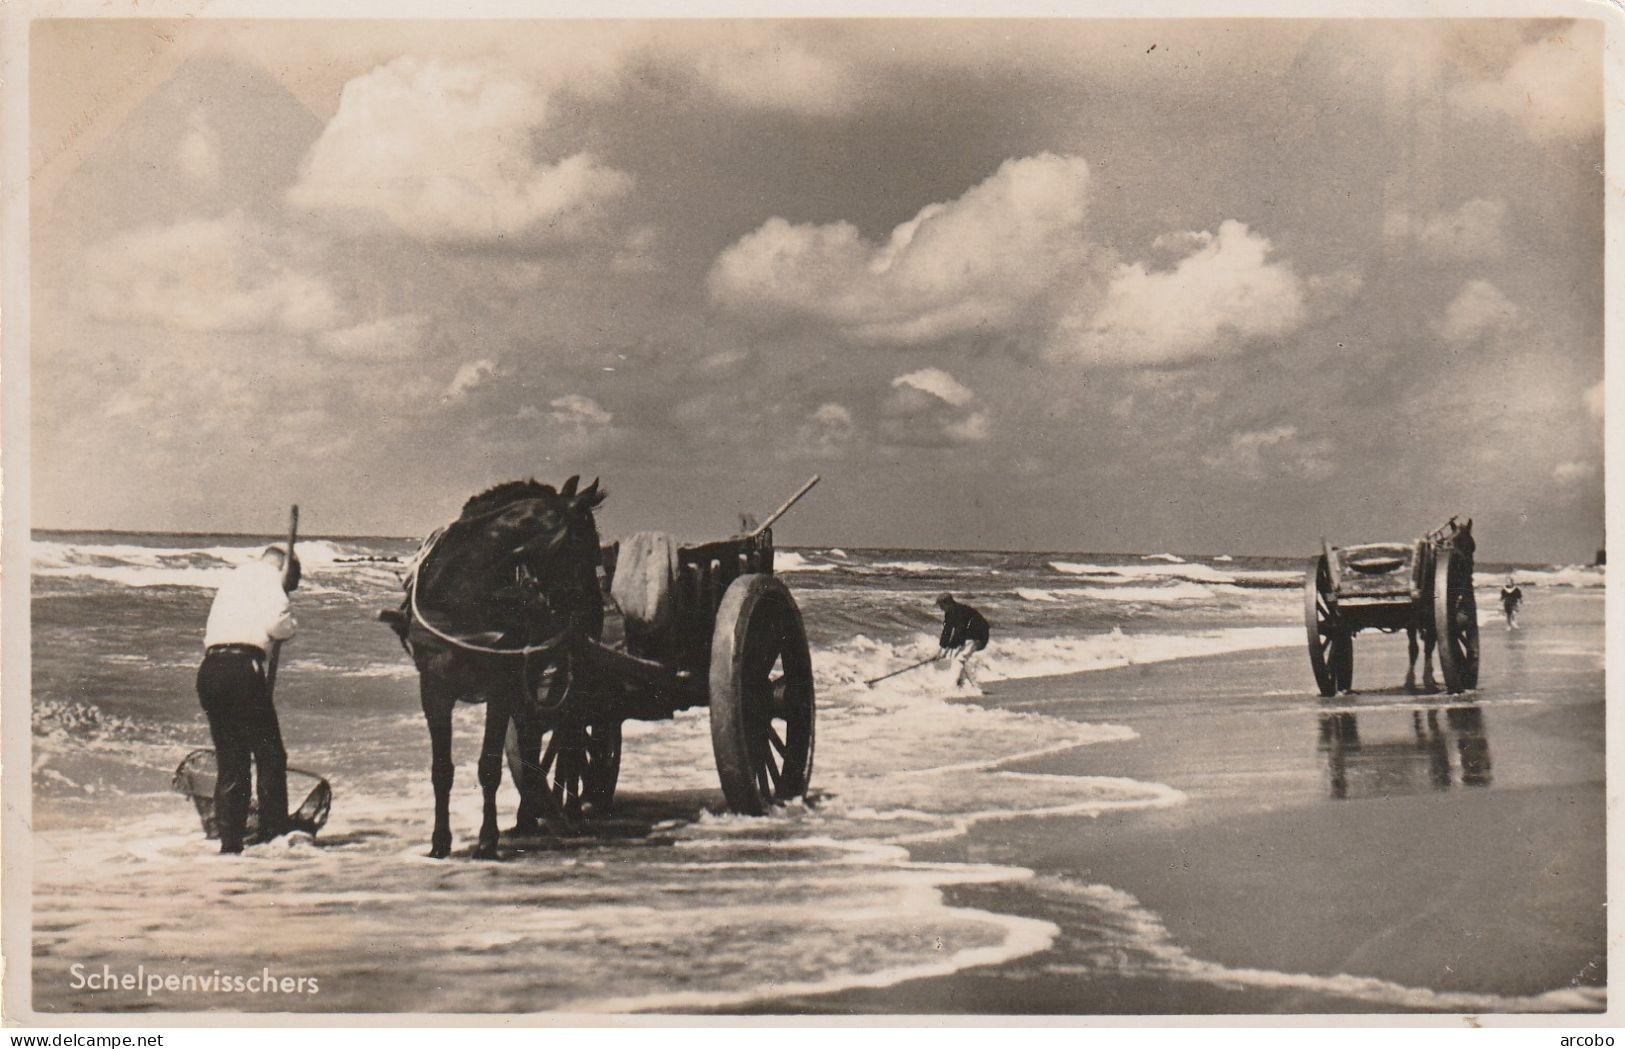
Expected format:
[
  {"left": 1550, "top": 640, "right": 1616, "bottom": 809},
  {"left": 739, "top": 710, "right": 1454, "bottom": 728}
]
[
  {"left": 1437, "top": 280, "right": 1519, "bottom": 344},
  {"left": 894, "top": 368, "right": 974, "bottom": 407},
  {"left": 685, "top": 31, "right": 860, "bottom": 116},
  {"left": 709, "top": 153, "right": 1095, "bottom": 344},
  {"left": 1453, "top": 28, "right": 1602, "bottom": 143},
  {"left": 1384, "top": 198, "right": 1508, "bottom": 259},
  {"left": 796, "top": 402, "right": 856, "bottom": 459},
  {"left": 710, "top": 155, "right": 1324, "bottom": 368},
  {"left": 316, "top": 314, "right": 430, "bottom": 361},
  {"left": 82, "top": 213, "right": 341, "bottom": 334},
  {"left": 1047, "top": 220, "right": 1307, "bottom": 366},
  {"left": 1147, "top": 229, "right": 1213, "bottom": 264},
  {"left": 515, "top": 394, "right": 618, "bottom": 454},
  {"left": 1553, "top": 460, "right": 1597, "bottom": 484},
  {"left": 1202, "top": 425, "right": 1334, "bottom": 481},
  {"left": 288, "top": 57, "right": 634, "bottom": 245},
  {"left": 444, "top": 358, "right": 502, "bottom": 401},
  {"left": 880, "top": 369, "right": 989, "bottom": 447},
  {"left": 543, "top": 393, "right": 613, "bottom": 429}
]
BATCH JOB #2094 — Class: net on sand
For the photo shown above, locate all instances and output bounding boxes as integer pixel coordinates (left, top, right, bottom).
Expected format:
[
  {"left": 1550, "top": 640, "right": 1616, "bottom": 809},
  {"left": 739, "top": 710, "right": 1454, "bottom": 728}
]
[{"left": 170, "top": 748, "right": 332, "bottom": 840}]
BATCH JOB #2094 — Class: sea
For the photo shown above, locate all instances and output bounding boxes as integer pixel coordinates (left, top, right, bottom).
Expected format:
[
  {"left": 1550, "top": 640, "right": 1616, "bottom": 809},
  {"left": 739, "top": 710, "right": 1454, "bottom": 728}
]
[{"left": 26, "top": 531, "right": 1606, "bottom": 1013}]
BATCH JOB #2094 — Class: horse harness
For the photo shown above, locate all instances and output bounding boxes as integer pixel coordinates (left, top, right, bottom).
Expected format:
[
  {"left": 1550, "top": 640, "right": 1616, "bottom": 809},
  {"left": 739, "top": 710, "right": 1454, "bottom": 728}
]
[{"left": 403, "top": 527, "right": 592, "bottom": 713}]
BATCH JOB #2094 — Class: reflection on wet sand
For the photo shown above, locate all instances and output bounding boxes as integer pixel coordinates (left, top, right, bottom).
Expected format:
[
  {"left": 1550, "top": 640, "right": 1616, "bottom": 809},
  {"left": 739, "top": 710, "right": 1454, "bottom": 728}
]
[{"left": 1318, "top": 705, "right": 1492, "bottom": 800}]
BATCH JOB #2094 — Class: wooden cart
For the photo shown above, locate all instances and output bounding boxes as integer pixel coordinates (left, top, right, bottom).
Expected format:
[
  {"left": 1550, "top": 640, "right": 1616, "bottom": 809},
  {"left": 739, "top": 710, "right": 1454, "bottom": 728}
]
[
  {"left": 550, "top": 528, "right": 817, "bottom": 818},
  {"left": 1304, "top": 517, "right": 1479, "bottom": 696},
  {"left": 510, "top": 481, "right": 820, "bottom": 825}
]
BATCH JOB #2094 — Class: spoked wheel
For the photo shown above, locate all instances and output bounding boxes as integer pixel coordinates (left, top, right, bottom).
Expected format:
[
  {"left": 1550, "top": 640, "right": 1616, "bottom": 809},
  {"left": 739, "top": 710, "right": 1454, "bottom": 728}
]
[
  {"left": 1434, "top": 549, "right": 1480, "bottom": 693},
  {"left": 544, "top": 721, "right": 622, "bottom": 819},
  {"left": 1304, "top": 555, "right": 1349, "bottom": 697},
  {"left": 709, "top": 574, "right": 816, "bottom": 815},
  {"left": 509, "top": 720, "right": 623, "bottom": 828}
]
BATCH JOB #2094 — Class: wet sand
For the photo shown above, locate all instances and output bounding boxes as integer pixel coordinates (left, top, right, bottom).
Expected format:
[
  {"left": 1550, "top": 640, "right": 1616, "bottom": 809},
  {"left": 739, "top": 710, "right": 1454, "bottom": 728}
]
[{"left": 754, "top": 601, "right": 1606, "bottom": 1014}]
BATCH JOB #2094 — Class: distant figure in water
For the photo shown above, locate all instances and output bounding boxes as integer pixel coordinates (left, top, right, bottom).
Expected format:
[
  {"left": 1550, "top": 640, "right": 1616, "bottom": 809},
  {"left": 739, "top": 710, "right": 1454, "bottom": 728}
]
[
  {"left": 1500, "top": 576, "right": 1523, "bottom": 630},
  {"left": 935, "top": 593, "right": 990, "bottom": 688},
  {"left": 196, "top": 546, "right": 300, "bottom": 854}
]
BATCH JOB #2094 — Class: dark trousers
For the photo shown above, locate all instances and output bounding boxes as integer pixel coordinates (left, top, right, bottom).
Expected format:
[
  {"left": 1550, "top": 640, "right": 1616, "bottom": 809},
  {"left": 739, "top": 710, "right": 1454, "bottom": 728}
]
[{"left": 196, "top": 647, "right": 288, "bottom": 851}]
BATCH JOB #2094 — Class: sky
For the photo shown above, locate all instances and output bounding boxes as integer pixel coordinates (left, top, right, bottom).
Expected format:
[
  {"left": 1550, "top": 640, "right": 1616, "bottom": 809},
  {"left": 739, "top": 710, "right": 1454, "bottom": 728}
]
[{"left": 25, "top": 17, "right": 1606, "bottom": 560}]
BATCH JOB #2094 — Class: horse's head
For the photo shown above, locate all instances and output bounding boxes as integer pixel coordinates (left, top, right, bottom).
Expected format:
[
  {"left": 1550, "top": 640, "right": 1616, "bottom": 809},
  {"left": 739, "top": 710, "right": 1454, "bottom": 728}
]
[{"left": 415, "top": 476, "right": 608, "bottom": 647}]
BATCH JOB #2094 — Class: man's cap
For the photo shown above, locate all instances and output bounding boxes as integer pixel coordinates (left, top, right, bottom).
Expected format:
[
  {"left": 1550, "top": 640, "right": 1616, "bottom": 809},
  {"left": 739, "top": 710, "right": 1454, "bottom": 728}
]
[{"left": 935, "top": 593, "right": 954, "bottom": 607}]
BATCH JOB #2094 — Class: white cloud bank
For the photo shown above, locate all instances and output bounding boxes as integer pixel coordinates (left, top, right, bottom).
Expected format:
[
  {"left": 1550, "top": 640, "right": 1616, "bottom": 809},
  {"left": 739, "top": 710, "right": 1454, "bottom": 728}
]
[
  {"left": 709, "top": 153, "right": 1095, "bottom": 344},
  {"left": 711, "top": 154, "right": 1318, "bottom": 367},
  {"left": 1047, "top": 220, "right": 1307, "bottom": 366},
  {"left": 288, "top": 57, "right": 634, "bottom": 245}
]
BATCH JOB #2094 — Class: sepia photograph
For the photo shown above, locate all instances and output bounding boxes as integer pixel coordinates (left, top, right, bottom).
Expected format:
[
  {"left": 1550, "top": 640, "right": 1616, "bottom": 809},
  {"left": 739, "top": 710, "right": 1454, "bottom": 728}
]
[{"left": 1, "top": 1, "right": 1615, "bottom": 1027}]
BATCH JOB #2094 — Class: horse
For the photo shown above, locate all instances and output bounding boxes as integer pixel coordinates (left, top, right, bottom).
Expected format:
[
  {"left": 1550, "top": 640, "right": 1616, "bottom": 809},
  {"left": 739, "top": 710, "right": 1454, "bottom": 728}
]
[
  {"left": 1404, "top": 620, "right": 1438, "bottom": 693},
  {"left": 381, "top": 476, "right": 607, "bottom": 859},
  {"left": 1405, "top": 517, "right": 1474, "bottom": 694}
]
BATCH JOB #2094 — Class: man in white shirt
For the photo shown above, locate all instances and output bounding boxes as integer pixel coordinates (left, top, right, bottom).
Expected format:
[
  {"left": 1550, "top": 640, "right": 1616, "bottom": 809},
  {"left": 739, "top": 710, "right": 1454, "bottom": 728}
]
[{"left": 196, "top": 545, "right": 300, "bottom": 854}]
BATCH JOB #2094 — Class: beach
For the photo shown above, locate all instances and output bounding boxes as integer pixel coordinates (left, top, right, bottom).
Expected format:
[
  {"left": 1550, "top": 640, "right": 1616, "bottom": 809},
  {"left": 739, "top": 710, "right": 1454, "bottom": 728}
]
[
  {"left": 24, "top": 534, "right": 1606, "bottom": 1016},
  {"left": 761, "top": 601, "right": 1607, "bottom": 1014}
]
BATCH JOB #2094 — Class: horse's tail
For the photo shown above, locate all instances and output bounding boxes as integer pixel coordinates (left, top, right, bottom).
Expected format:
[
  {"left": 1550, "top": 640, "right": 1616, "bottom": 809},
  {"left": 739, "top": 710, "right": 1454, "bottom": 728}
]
[
  {"left": 378, "top": 528, "right": 448, "bottom": 652},
  {"left": 379, "top": 601, "right": 413, "bottom": 651}
]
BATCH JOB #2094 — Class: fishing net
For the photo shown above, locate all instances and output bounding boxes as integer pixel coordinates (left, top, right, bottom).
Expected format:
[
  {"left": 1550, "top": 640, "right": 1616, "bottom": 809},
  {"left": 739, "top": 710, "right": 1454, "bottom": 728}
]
[{"left": 171, "top": 748, "right": 332, "bottom": 840}]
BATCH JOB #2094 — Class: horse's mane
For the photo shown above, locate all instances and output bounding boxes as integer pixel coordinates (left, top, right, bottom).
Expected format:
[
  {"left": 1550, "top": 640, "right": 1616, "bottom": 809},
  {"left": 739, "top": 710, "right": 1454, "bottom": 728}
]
[
  {"left": 382, "top": 476, "right": 605, "bottom": 649},
  {"left": 460, "top": 479, "right": 557, "bottom": 519}
]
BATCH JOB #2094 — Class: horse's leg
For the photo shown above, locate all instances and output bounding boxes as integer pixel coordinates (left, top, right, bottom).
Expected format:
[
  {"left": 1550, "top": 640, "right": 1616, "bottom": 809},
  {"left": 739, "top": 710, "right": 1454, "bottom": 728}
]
[
  {"left": 474, "top": 693, "right": 511, "bottom": 860},
  {"left": 510, "top": 708, "right": 544, "bottom": 836},
  {"left": 1422, "top": 632, "right": 1439, "bottom": 691},
  {"left": 1405, "top": 626, "right": 1419, "bottom": 692},
  {"left": 421, "top": 677, "right": 456, "bottom": 859}
]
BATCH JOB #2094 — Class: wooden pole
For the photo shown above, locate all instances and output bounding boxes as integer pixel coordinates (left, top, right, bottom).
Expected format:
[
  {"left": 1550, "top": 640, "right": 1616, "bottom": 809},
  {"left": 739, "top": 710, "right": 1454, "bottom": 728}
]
[
  {"left": 863, "top": 653, "right": 938, "bottom": 688},
  {"left": 266, "top": 505, "right": 299, "bottom": 696},
  {"left": 749, "top": 475, "right": 820, "bottom": 538}
]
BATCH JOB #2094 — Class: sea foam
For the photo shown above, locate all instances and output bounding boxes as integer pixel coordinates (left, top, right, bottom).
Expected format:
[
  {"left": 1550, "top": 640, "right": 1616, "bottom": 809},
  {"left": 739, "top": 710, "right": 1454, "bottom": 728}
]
[{"left": 1048, "top": 560, "right": 1301, "bottom": 588}]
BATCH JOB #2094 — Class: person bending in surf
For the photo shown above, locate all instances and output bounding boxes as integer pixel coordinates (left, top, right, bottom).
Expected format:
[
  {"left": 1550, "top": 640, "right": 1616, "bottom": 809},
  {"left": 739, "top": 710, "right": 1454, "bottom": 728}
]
[
  {"left": 1500, "top": 576, "right": 1523, "bottom": 630},
  {"left": 196, "top": 546, "right": 300, "bottom": 854},
  {"left": 935, "top": 593, "right": 990, "bottom": 689}
]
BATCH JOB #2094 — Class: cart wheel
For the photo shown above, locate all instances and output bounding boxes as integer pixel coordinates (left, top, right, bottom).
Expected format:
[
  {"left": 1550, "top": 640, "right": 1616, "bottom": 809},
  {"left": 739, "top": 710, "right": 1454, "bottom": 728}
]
[
  {"left": 1434, "top": 550, "right": 1480, "bottom": 693},
  {"left": 1304, "top": 556, "right": 1343, "bottom": 697},
  {"left": 514, "top": 721, "right": 622, "bottom": 824},
  {"left": 709, "top": 574, "right": 815, "bottom": 815}
]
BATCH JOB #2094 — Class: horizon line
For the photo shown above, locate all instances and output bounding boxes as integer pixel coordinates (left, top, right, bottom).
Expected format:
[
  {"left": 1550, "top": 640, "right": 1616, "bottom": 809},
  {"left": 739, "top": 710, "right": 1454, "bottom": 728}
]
[{"left": 24, "top": 525, "right": 1601, "bottom": 567}]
